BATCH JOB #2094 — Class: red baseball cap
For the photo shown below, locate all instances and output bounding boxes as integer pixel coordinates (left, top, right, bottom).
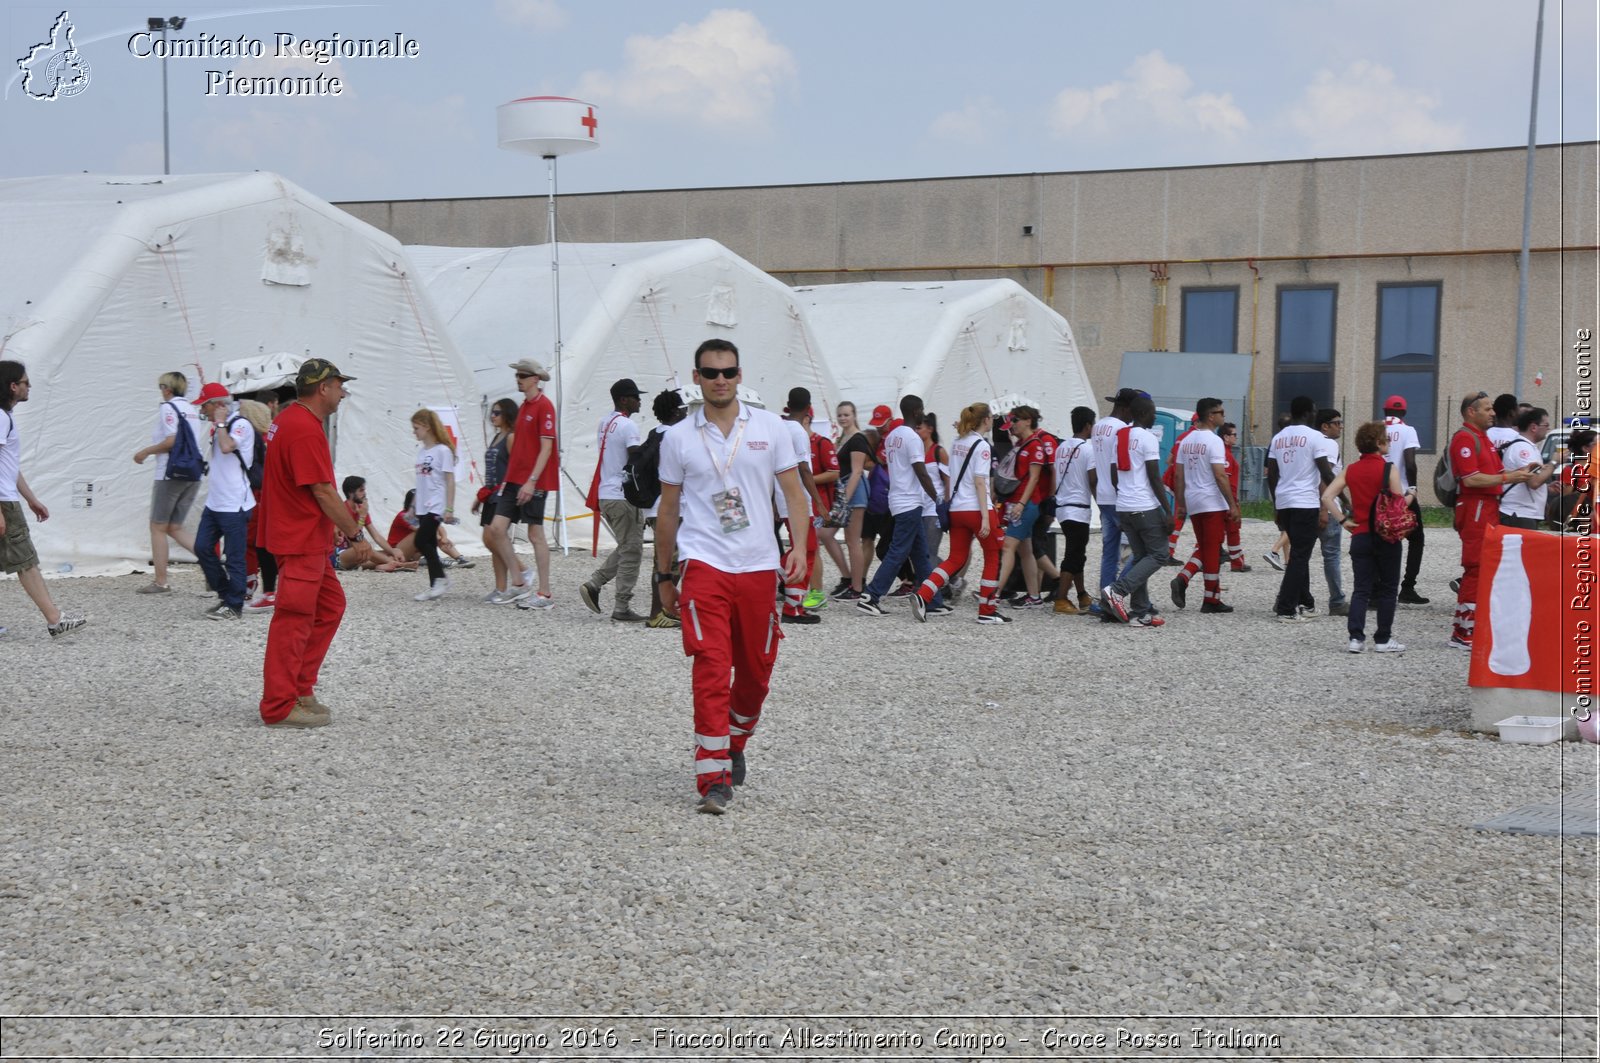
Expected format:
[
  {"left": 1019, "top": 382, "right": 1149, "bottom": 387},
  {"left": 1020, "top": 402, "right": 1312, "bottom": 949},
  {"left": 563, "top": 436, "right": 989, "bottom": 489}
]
[
  {"left": 191, "top": 382, "right": 231, "bottom": 406},
  {"left": 1383, "top": 395, "right": 1407, "bottom": 412},
  {"left": 869, "top": 404, "right": 893, "bottom": 427}
]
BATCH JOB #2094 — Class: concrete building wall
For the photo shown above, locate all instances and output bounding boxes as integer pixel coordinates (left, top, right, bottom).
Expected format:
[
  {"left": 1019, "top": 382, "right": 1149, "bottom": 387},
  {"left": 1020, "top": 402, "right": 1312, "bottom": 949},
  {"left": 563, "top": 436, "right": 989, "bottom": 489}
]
[{"left": 343, "top": 142, "right": 1598, "bottom": 487}]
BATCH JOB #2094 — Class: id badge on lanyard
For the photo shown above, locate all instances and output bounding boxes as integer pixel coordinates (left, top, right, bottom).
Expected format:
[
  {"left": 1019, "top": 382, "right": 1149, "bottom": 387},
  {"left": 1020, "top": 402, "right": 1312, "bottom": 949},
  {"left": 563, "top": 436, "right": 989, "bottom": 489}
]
[{"left": 700, "top": 416, "right": 751, "bottom": 535}]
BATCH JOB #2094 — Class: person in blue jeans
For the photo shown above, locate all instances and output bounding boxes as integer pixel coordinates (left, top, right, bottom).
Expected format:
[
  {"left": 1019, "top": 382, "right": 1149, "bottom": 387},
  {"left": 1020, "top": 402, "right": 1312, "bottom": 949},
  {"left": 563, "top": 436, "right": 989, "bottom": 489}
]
[
  {"left": 857, "top": 395, "right": 945, "bottom": 620},
  {"left": 192, "top": 383, "right": 257, "bottom": 620},
  {"left": 1088, "top": 388, "right": 1142, "bottom": 609},
  {"left": 1100, "top": 396, "right": 1172, "bottom": 627}
]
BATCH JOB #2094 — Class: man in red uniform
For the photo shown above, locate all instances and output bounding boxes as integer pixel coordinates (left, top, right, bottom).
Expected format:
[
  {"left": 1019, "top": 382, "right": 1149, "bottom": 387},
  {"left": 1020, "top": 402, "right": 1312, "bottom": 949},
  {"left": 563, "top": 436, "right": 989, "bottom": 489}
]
[
  {"left": 655, "top": 340, "right": 810, "bottom": 814},
  {"left": 258, "top": 359, "right": 367, "bottom": 728},
  {"left": 1448, "top": 391, "right": 1533, "bottom": 650}
]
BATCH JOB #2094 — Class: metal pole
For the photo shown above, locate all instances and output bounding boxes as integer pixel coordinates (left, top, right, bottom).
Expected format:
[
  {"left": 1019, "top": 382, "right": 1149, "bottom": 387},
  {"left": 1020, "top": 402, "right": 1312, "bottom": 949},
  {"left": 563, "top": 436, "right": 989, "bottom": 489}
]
[
  {"left": 160, "top": 28, "right": 171, "bottom": 174},
  {"left": 545, "top": 153, "right": 568, "bottom": 553},
  {"left": 1514, "top": 0, "right": 1546, "bottom": 395}
]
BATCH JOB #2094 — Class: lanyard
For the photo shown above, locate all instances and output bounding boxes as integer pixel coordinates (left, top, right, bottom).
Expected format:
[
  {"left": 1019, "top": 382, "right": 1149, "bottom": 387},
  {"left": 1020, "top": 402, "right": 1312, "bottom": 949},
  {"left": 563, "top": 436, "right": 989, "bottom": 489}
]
[{"left": 698, "top": 412, "right": 748, "bottom": 490}]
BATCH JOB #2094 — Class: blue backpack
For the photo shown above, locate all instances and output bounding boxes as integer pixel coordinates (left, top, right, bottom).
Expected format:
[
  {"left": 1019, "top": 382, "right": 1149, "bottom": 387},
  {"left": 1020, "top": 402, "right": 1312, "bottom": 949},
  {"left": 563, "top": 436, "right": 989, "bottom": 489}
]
[{"left": 164, "top": 401, "right": 206, "bottom": 481}]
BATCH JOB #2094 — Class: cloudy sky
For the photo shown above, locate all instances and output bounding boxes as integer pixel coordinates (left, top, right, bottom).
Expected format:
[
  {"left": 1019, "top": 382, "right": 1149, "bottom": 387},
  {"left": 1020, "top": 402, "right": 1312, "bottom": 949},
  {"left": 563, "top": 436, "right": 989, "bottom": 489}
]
[{"left": 3, "top": 0, "right": 1594, "bottom": 202}]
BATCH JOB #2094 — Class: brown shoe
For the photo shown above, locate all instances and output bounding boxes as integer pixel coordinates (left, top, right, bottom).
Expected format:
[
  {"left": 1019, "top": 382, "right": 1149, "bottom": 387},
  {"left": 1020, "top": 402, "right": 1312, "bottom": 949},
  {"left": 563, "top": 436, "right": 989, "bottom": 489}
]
[
  {"left": 1078, "top": 593, "right": 1093, "bottom": 611},
  {"left": 1053, "top": 598, "right": 1080, "bottom": 615},
  {"left": 266, "top": 704, "right": 330, "bottom": 729},
  {"left": 297, "top": 695, "right": 332, "bottom": 721}
]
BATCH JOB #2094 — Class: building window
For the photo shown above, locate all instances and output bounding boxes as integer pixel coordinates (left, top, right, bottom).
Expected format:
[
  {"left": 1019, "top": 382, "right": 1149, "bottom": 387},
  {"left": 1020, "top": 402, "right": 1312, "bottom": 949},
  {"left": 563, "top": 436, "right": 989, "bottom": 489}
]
[
  {"left": 1375, "top": 282, "right": 1441, "bottom": 451},
  {"left": 1180, "top": 287, "right": 1239, "bottom": 353},
  {"left": 1274, "top": 286, "right": 1337, "bottom": 416}
]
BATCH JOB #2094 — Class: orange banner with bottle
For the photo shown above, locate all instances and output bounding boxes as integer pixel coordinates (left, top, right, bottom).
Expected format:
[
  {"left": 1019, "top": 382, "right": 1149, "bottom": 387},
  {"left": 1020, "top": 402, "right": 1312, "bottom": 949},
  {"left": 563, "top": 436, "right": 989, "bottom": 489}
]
[{"left": 1468, "top": 525, "right": 1599, "bottom": 698}]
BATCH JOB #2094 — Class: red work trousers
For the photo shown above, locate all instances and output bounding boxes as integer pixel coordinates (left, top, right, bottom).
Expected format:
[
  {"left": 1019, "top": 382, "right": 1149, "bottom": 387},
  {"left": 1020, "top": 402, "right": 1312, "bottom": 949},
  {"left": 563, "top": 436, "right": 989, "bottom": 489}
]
[
  {"left": 1453, "top": 496, "right": 1500, "bottom": 641},
  {"left": 1184, "top": 512, "right": 1228, "bottom": 592},
  {"left": 680, "top": 561, "right": 784, "bottom": 794},
  {"left": 921, "top": 508, "right": 1003, "bottom": 614},
  {"left": 781, "top": 522, "right": 818, "bottom": 615},
  {"left": 259, "top": 552, "right": 346, "bottom": 723}
]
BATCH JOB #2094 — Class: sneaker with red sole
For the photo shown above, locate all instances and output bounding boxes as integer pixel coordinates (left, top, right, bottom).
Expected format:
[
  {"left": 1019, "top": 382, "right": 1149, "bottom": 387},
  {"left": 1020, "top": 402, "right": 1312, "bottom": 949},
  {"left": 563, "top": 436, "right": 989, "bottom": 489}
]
[{"left": 244, "top": 594, "right": 276, "bottom": 612}]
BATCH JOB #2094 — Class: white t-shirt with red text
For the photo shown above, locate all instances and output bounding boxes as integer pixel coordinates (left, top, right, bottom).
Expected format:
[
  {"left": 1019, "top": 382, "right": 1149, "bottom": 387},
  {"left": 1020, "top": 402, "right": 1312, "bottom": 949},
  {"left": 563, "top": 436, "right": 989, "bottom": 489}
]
[
  {"left": 948, "top": 434, "right": 992, "bottom": 512},
  {"left": 1114, "top": 426, "right": 1161, "bottom": 512},
  {"left": 1269, "top": 424, "right": 1322, "bottom": 509},
  {"left": 1091, "top": 415, "right": 1127, "bottom": 506},
  {"left": 1177, "top": 428, "right": 1228, "bottom": 514},
  {"left": 595, "top": 412, "right": 641, "bottom": 502},
  {"left": 883, "top": 423, "right": 928, "bottom": 515}
]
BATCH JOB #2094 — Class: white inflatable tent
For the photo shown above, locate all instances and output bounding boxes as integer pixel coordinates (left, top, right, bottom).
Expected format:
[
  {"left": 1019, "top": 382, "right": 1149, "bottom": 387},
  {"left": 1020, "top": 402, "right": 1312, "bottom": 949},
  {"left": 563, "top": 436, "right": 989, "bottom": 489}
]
[
  {"left": 407, "top": 239, "right": 840, "bottom": 534},
  {"left": 793, "top": 279, "right": 1095, "bottom": 434},
  {"left": 0, "top": 173, "right": 477, "bottom": 571}
]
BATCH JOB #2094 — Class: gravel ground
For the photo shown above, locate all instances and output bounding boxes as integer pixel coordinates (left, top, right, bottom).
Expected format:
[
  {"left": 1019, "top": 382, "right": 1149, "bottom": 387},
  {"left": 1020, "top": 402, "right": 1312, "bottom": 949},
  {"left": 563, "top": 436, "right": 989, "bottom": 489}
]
[{"left": 1, "top": 519, "right": 1595, "bottom": 1060}]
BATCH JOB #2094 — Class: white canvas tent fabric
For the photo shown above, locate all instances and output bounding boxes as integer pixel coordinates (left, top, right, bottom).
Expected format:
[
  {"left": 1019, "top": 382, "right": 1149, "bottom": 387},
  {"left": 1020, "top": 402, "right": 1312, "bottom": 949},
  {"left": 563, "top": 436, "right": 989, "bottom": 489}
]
[
  {"left": 793, "top": 280, "right": 1095, "bottom": 434},
  {"left": 407, "top": 239, "right": 839, "bottom": 533},
  {"left": 0, "top": 173, "right": 477, "bottom": 570}
]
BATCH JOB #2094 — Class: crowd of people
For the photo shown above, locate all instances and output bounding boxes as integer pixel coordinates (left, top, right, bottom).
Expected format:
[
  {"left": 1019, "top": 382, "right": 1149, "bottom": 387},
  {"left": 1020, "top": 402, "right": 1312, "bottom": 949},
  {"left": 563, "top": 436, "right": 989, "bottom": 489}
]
[{"left": 0, "top": 349, "right": 1590, "bottom": 803}]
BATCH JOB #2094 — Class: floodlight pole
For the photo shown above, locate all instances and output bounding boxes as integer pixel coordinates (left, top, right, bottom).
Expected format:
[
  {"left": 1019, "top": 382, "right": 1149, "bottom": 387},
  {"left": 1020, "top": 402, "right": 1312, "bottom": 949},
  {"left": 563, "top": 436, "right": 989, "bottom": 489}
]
[
  {"left": 545, "top": 153, "right": 569, "bottom": 553},
  {"left": 1513, "top": 0, "right": 1545, "bottom": 396},
  {"left": 148, "top": 16, "right": 185, "bottom": 174}
]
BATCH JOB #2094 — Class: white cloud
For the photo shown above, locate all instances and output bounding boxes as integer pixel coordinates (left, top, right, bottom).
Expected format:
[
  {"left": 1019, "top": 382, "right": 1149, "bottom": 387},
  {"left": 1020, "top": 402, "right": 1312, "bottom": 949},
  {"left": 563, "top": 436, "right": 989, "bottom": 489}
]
[
  {"left": 494, "top": 0, "right": 569, "bottom": 32},
  {"left": 1287, "top": 61, "right": 1466, "bottom": 155},
  {"left": 1051, "top": 50, "right": 1248, "bottom": 140},
  {"left": 576, "top": 9, "right": 796, "bottom": 128},
  {"left": 930, "top": 99, "right": 1004, "bottom": 143}
]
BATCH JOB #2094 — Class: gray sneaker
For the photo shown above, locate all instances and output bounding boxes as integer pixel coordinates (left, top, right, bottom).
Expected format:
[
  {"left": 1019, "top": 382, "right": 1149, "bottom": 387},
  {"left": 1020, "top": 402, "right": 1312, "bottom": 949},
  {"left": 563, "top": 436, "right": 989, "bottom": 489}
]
[
  {"left": 483, "top": 588, "right": 519, "bottom": 605},
  {"left": 135, "top": 581, "right": 171, "bottom": 595},
  {"left": 203, "top": 603, "right": 240, "bottom": 621},
  {"left": 47, "top": 614, "right": 87, "bottom": 637},
  {"left": 266, "top": 703, "right": 330, "bottom": 729},
  {"left": 579, "top": 583, "right": 602, "bottom": 614},
  {"left": 611, "top": 609, "right": 649, "bottom": 623},
  {"left": 730, "top": 751, "right": 747, "bottom": 786},
  {"left": 697, "top": 783, "right": 733, "bottom": 815}
]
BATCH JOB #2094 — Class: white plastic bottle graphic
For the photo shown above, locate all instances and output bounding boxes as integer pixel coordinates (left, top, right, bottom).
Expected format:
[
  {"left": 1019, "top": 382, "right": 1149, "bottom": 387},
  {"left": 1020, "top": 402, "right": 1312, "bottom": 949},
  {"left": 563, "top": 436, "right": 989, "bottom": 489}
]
[{"left": 1488, "top": 535, "right": 1532, "bottom": 676}]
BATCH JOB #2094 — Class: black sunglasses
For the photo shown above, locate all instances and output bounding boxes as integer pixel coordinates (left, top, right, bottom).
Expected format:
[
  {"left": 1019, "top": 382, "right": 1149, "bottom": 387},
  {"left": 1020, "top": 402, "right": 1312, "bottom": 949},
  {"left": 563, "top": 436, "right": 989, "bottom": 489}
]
[
  {"left": 515, "top": 372, "right": 537, "bottom": 380},
  {"left": 697, "top": 366, "right": 739, "bottom": 380}
]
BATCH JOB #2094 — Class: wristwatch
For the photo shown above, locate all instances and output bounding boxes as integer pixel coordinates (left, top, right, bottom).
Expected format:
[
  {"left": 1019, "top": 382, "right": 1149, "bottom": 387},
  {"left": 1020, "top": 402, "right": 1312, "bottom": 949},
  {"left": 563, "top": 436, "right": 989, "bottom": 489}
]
[{"left": 654, "top": 571, "right": 675, "bottom": 585}]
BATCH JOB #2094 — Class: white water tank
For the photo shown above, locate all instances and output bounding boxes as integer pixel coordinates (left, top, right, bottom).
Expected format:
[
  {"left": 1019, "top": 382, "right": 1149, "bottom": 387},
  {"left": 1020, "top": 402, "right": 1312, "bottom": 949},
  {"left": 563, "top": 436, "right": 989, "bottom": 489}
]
[{"left": 496, "top": 96, "right": 600, "bottom": 156}]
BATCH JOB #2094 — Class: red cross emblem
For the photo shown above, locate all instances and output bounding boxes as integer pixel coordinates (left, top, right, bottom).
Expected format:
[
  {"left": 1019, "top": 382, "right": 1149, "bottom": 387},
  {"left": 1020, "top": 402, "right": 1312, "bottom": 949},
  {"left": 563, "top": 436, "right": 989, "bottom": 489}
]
[{"left": 581, "top": 106, "right": 597, "bottom": 138}]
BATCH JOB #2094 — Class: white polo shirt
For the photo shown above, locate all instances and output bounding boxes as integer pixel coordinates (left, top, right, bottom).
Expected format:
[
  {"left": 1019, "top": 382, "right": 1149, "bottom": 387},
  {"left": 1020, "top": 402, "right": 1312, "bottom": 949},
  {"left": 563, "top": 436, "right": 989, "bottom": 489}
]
[
  {"left": 773, "top": 418, "right": 812, "bottom": 520},
  {"left": 1268, "top": 424, "right": 1322, "bottom": 509},
  {"left": 1091, "top": 415, "right": 1127, "bottom": 506},
  {"left": 1113, "top": 425, "right": 1161, "bottom": 512},
  {"left": 883, "top": 423, "right": 927, "bottom": 514},
  {"left": 660, "top": 402, "right": 799, "bottom": 574},
  {"left": 0, "top": 407, "right": 19, "bottom": 502},
  {"left": 205, "top": 416, "right": 256, "bottom": 513},
  {"left": 1053, "top": 437, "right": 1094, "bottom": 519},
  {"left": 1384, "top": 417, "right": 1420, "bottom": 491},
  {"left": 1500, "top": 435, "right": 1547, "bottom": 519},
  {"left": 595, "top": 412, "right": 641, "bottom": 502},
  {"left": 948, "top": 434, "right": 992, "bottom": 512},
  {"left": 1177, "top": 428, "right": 1228, "bottom": 514}
]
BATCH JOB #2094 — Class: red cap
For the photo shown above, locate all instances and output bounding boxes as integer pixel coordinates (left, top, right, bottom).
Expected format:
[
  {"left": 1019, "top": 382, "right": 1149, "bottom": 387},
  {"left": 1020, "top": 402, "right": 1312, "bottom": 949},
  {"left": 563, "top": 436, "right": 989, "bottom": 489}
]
[
  {"left": 1383, "top": 394, "right": 1407, "bottom": 412},
  {"left": 869, "top": 404, "right": 893, "bottom": 427},
  {"left": 191, "top": 382, "right": 231, "bottom": 406}
]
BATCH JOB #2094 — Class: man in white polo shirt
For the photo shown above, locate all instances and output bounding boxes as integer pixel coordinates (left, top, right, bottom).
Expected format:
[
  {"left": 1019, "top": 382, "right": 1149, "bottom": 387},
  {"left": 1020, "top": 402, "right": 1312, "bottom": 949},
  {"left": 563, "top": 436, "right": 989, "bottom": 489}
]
[
  {"left": 856, "top": 394, "right": 945, "bottom": 619},
  {"left": 654, "top": 339, "right": 810, "bottom": 816},
  {"left": 1266, "top": 395, "right": 1325, "bottom": 623},
  {"left": 192, "top": 382, "right": 257, "bottom": 620},
  {"left": 580, "top": 378, "right": 647, "bottom": 623},
  {"left": 1499, "top": 406, "right": 1555, "bottom": 530},
  {"left": 1169, "top": 397, "right": 1238, "bottom": 614},
  {"left": 1381, "top": 395, "right": 1428, "bottom": 604}
]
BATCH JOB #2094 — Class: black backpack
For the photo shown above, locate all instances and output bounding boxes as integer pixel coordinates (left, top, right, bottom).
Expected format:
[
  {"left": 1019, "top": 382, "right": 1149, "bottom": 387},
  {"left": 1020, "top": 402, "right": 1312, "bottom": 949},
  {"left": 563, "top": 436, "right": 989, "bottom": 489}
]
[
  {"left": 164, "top": 401, "right": 206, "bottom": 482},
  {"left": 621, "top": 428, "right": 665, "bottom": 508},
  {"left": 226, "top": 416, "right": 265, "bottom": 492}
]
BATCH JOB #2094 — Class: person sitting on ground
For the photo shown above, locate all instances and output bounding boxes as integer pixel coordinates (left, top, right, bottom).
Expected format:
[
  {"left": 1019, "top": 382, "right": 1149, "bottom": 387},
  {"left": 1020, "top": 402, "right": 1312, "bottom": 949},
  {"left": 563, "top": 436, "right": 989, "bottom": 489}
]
[
  {"left": 387, "top": 489, "right": 469, "bottom": 568},
  {"left": 337, "top": 476, "right": 413, "bottom": 571}
]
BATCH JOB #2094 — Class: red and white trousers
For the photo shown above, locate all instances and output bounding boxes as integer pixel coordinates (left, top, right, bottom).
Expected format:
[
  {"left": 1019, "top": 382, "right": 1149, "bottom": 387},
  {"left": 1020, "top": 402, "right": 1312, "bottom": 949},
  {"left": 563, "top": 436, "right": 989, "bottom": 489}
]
[{"left": 680, "top": 560, "right": 785, "bottom": 795}]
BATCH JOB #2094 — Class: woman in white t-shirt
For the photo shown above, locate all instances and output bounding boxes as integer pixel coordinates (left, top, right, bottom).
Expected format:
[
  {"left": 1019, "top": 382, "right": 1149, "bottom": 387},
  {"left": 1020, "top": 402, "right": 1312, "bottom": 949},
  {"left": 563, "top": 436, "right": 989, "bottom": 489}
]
[
  {"left": 410, "top": 408, "right": 457, "bottom": 601},
  {"left": 914, "top": 403, "right": 1009, "bottom": 624}
]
